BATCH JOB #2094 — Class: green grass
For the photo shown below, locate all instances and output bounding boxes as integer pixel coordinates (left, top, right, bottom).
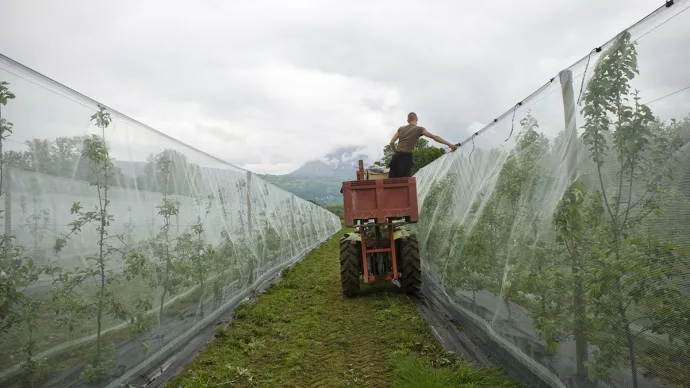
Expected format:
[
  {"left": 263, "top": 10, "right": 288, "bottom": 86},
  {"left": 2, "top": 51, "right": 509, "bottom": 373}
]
[
  {"left": 323, "top": 204, "right": 344, "bottom": 219},
  {"left": 392, "top": 356, "right": 520, "bottom": 388},
  {"left": 166, "top": 228, "right": 521, "bottom": 388}
]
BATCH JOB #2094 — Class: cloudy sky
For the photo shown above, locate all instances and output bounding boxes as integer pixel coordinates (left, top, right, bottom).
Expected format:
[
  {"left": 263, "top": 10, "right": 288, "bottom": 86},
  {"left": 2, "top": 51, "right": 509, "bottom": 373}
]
[{"left": 0, "top": 0, "right": 686, "bottom": 174}]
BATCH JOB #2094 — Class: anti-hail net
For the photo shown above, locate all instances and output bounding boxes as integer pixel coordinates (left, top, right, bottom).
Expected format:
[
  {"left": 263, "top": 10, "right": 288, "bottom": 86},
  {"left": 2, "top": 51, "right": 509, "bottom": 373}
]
[
  {"left": 0, "top": 56, "right": 340, "bottom": 387},
  {"left": 413, "top": 2, "right": 690, "bottom": 388}
]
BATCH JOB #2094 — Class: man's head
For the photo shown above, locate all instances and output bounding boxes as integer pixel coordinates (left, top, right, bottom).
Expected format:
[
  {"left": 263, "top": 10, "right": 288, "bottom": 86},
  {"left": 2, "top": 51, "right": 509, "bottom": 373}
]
[{"left": 407, "top": 112, "right": 418, "bottom": 125}]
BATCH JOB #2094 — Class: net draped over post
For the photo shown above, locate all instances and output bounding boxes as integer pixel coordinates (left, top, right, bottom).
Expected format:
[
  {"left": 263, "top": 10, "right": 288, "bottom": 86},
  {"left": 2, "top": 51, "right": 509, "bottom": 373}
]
[
  {"left": 0, "top": 55, "right": 340, "bottom": 387},
  {"left": 413, "top": 2, "right": 690, "bottom": 388}
]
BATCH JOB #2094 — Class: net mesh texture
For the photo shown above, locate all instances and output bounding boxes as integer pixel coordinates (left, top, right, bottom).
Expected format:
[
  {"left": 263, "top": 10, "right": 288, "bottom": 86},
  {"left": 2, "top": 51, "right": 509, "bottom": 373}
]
[
  {"left": 0, "top": 55, "right": 341, "bottom": 387},
  {"left": 2, "top": 1, "right": 690, "bottom": 388},
  {"left": 412, "top": 2, "right": 690, "bottom": 388}
]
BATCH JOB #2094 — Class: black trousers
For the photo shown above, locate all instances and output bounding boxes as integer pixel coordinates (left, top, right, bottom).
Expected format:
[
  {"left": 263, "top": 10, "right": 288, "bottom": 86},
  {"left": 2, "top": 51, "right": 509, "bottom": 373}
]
[{"left": 388, "top": 152, "right": 413, "bottom": 178}]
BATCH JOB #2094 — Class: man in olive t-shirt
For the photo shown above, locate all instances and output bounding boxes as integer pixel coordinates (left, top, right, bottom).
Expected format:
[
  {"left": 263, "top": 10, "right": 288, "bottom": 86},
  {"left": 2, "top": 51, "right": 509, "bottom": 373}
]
[{"left": 388, "top": 112, "right": 457, "bottom": 178}]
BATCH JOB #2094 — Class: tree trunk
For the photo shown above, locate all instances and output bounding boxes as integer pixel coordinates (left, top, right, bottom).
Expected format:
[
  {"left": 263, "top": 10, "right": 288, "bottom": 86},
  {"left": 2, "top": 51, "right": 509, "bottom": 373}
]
[
  {"left": 619, "top": 300, "right": 639, "bottom": 388},
  {"left": 572, "top": 266, "right": 588, "bottom": 378},
  {"left": 198, "top": 260, "right": 205, "bottom": 317},
  {"left": 96, "top": 204, "right": 107, "bottom": 365}
]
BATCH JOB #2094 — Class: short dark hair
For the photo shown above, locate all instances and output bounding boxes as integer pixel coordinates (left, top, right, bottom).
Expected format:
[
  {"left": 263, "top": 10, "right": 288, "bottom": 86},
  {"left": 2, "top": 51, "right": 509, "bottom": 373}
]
[{"left": 407, "top": 112, "right": 418, "bottom": 122}]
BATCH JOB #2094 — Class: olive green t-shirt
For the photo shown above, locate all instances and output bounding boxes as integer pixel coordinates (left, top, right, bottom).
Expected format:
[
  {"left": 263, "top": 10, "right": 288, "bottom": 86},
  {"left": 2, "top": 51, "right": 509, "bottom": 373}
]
[{"left": 395, "top": 124, "right": 425, "bottom": 153}]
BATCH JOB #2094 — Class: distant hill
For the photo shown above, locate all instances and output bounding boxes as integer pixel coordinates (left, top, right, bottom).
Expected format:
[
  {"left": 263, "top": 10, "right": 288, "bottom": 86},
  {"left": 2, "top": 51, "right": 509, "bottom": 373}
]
[
  {"left": 261, "top": 146, "right": 373, "bottom": 204},
  {"left": 259, "top": 173, "right": 345, "bottom": 204}
]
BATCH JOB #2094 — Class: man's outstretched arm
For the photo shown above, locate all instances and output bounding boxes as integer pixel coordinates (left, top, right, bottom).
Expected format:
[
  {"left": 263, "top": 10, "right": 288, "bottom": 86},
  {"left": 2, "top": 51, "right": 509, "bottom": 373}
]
[{"left": 422, "top": 129, "right": 457, "bottom": 151}]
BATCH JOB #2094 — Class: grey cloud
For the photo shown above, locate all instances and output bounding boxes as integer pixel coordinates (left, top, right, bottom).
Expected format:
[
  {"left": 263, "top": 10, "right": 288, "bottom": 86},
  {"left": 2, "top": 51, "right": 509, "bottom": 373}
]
[
  {"left": 0, "top": 0, "right": 686, "bottom": 174},
  {"left": 194, "top": 124, "right": 246, "bottom": 143}
]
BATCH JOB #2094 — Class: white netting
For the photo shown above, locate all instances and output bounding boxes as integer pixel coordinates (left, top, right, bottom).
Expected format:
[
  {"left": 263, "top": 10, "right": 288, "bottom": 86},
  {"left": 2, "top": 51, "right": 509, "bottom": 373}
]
[
  {"left": 413, "top": 2, "right": 690, "bottom": 388},
  {"left": 0, "top": 55, "right": 340, "bottom": 387}
]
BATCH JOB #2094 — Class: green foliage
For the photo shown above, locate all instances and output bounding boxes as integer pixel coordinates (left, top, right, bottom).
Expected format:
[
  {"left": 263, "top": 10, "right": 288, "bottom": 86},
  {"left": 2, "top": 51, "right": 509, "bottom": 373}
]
[
  {"left": 0, "top": 80, "right": 336, "bottom": 386},
  {"left": 169, "top": 229, "right": 519, "bottom": 388},
  {"left": 375, "top": 138, "right": 446, "bottom": 175},
  {"left": 577, "top": 31, "right": 688, "bottom": 387},
  {"left": 176, "top": 195, "right": 215, "bottom": 317},
  {"left": 19, "top": 179, "right": 51, "bottom": 262},
  {"left": 0, "top": 81, "right": 16, "bottom": 195},
  {"left": 323, "top": 204, "right": 344, "bottom": 219},
  {"left": 260, "top": 174, "right": 344, "bottom": 205},
  {"left": 0, "top": 83, "right": 57, "bottom": 386},
  {"left": 414, "top": 30, "right": 690, "bottom": 388},
  {"left": 145, "top": 155, "right": 186, "bottom": 329},
  {"left": 50, "top": 105, "right": 134, "bottom": 382},
  {"left": 0, "top": 238, "right": 48, "bottom": 385},
  {"left": 214, "top": 189, "right": 238, "bottom": 301},
  {"left": 137, "top": 149, "right": 203, "bottom": 196},
  {"left": 416, "top": 172, "right": 458, "bottom": 271}
]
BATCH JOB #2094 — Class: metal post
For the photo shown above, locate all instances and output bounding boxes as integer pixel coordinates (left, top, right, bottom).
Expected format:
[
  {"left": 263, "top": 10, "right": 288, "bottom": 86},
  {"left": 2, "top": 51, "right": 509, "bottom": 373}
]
[
  {"left": 290, "top": 194, "right": 298, "bottom": 253},
  {"left": 360, "top": 226, "right": 369, "bottom": 283},
  {"left": 246, "top": 171, "right": 254, "bottom": 284},
  {"left": 559, "top": 69, "right": 579, "bottom": 178},
  {"left": 246, "top": 172, "right": 252, "bottom": 234},
  {"left": 389, "top": 224, "right": 398, "bottom": 279},
  {"left": 3, "top": 168, "right": 11, "bottom": 237},
  {"left": 560, "top": 68, "right": 588, "bottom": 379}
]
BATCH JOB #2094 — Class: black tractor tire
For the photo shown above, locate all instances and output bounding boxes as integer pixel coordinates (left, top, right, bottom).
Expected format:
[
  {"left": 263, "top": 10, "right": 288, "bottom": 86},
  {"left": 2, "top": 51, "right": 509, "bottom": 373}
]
[
  {"left": 400, "top": 234, "right": 422, "bottom": 295},
  {"left": 340, "top": 237, "right": 361, "bottom": 297}
]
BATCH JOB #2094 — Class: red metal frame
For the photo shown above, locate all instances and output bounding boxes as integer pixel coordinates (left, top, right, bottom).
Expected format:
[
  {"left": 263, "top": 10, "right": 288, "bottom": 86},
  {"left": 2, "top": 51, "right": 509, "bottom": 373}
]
[
  {"left": 358, "top": 224, "right": 398, "bottom": 283},
  {"left": 343, "top": 160, "right": 417, "bottom": 283},
  {"left": 342, "top": 161, "right": 419, "bottom": 227}
]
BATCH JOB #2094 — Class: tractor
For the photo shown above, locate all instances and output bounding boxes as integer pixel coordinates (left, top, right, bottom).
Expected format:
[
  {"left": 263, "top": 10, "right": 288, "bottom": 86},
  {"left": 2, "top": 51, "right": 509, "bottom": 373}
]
[{"left": 339, "top": 160, "right": 421, "bottom": 297}]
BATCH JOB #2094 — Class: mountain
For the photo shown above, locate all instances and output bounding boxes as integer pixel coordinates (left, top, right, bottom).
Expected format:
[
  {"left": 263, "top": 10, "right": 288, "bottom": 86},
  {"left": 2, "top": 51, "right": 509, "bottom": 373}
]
[
  {"left": 287, "top": 146, "right": 370, "bottom": 178},
  {"left": 262, "top": 146, "right": 376, "bottom": 204},
  {"left": 287, "top": 160, "right": 349, "bottom": 177}
]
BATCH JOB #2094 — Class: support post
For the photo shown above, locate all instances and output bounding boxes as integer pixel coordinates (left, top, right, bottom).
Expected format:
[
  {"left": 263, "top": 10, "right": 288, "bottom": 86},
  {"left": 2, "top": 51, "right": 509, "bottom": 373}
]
[
  {"left": 559, "top": 69, "right": 579, "bottom": 179},
  {"left": 246, "top": 171, "right": 254, "bottom": 284},
  {"left": 3, "top": 168, "right": 11, "bottom": 237},
  {"left": 246, "top": 172, "right": 252, "bottom": 234},
  {"left": 290, "top": 194, "right": 298, "bottom": 252},
  {"left": 560, "top": 69, "right": 588, "bottom": 379}
]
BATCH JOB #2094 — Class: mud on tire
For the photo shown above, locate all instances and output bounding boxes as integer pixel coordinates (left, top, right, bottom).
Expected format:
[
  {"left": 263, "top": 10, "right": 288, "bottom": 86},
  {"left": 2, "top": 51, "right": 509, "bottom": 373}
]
[
  {"left": 400, "top": 234, "right": 421, "bottom": 294},
  {"left": 339, "top": 236, "right": 361, "bottom": 297}
]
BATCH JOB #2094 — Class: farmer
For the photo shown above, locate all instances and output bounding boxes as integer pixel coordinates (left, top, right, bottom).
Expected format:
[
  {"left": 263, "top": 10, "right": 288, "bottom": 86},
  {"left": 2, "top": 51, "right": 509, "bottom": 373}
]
[{"left": 387, "top": 112, "right": 457, "bottom": 178}]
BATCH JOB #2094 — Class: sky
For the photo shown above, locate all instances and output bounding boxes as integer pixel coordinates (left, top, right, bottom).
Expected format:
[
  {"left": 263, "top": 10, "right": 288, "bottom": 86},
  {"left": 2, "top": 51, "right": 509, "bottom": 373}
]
[{"left": 0, "top": 0, "right": 687, "bottom": 174}]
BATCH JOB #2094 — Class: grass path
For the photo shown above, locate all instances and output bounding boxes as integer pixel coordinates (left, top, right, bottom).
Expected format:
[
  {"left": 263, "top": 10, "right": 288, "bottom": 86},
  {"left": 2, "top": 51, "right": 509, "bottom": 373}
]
[{"left": 167, "top": 228, "right": 520, "bottom": 388}]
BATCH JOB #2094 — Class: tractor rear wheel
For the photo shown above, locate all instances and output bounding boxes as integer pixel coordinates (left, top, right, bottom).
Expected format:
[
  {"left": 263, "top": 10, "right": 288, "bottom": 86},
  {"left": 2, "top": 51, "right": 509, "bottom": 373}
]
[
  {"left": 400, "top": 234, "right": 421, "bottom": 294},
  {"left": 340, "top": 237, "right": 361, "bottom": 297}
]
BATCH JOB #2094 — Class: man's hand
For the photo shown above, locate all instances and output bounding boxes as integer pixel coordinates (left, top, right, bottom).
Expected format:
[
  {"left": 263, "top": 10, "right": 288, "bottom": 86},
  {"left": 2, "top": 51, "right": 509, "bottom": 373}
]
[{"left": 423, "top": 129, "right": 457, "bottom": 152}]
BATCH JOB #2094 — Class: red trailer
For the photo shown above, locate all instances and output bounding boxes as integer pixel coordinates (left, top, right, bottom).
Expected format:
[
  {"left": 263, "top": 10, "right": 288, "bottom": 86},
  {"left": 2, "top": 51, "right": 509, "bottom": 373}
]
[{"left": 339, "top": 160, "right": 421, "bottom": 297}]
